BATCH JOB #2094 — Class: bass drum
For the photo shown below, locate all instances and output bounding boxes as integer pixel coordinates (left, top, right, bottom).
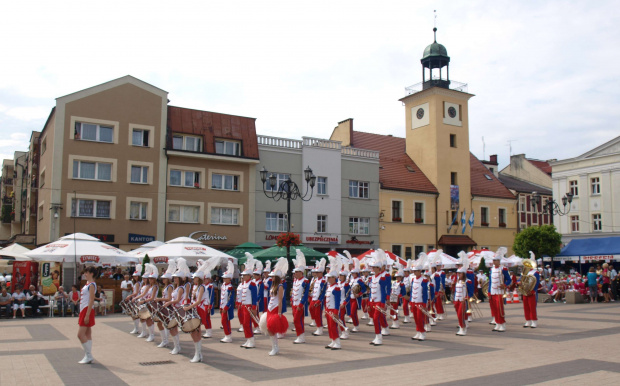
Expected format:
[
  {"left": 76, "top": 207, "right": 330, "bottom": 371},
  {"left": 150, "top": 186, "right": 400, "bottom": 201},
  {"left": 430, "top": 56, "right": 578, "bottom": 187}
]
[
  {"left": 137, "top": 303, "right": 151, "bottom": 320},
  {"left": 147, "top": 301, "right": 161, "bottom": 322},
  {"left": 159, "top": 306, "right": 178, "bottom": 329},
  {"left": 175, "top": 308, "right": 201, "bottom": 333}
]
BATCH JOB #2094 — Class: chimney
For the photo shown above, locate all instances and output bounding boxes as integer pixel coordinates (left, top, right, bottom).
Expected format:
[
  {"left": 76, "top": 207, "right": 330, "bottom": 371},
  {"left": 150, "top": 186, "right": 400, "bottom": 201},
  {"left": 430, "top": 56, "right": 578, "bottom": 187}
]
[{"left": 489, "top": 154, "right": 498, "bottom": 165}]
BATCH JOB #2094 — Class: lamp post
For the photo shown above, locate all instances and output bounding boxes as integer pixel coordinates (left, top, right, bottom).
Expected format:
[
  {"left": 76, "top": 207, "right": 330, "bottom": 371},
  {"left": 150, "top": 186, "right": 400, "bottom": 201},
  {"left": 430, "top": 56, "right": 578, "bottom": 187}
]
[
  {"left": 260, "top": 166, "right": 316, "bottom": 282},
  {"left": 531, "top": 191, "right": 574, "bottom": 217}
]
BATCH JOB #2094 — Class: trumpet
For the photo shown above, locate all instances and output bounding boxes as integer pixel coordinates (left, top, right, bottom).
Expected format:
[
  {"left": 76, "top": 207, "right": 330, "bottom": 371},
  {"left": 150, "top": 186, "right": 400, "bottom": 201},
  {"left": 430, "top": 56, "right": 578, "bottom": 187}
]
[
  {"left": 244, "top": 305, "right": 260, "bottom": 325},
  {"left": 373, "top": 304, "right": 397, "bottom": 320},
  {"left": 416, "top": 304, "right": 437, "bottom": 322},
  {"left": 326, "top": 311, "right": 349, "bottom": 332}
]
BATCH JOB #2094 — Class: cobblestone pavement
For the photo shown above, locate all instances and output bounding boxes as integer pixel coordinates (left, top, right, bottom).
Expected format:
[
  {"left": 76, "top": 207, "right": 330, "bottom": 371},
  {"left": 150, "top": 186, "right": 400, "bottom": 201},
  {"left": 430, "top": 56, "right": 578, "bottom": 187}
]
[{"left": 0, "top": 302, "right": 618, "bottom": 385}]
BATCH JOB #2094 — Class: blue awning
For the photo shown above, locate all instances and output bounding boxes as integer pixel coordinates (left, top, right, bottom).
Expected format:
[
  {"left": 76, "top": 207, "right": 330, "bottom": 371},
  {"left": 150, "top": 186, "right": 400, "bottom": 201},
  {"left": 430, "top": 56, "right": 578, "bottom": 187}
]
[{"left": 557, "top": 237, "right": 620, "bottom": 259}]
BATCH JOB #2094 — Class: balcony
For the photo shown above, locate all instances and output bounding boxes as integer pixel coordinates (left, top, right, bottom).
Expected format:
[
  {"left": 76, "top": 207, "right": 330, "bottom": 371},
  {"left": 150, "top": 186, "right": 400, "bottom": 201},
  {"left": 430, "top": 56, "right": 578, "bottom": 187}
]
[
  {"left": 2, "top": 178, "right": 13, "bottom": 186},
  {"left": 405, "top": 78, "right": 468, "bottom": 96}
]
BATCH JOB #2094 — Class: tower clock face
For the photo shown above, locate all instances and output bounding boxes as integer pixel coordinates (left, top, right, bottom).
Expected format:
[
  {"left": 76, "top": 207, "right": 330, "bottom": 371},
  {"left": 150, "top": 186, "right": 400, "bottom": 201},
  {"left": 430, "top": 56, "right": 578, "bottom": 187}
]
[
  {"left": 448, "top": 106, "right": 457, "bottom": 118},
  {"left": 416, "top": 108, "right": 425, "bottom": 119}
]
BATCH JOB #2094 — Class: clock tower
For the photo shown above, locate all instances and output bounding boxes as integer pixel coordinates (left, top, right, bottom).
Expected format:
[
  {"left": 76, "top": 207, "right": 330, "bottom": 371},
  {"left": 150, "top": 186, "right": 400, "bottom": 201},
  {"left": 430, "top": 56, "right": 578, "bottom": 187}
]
[{"left": 400, "top": 28, "right": 475, "bottom": 248}]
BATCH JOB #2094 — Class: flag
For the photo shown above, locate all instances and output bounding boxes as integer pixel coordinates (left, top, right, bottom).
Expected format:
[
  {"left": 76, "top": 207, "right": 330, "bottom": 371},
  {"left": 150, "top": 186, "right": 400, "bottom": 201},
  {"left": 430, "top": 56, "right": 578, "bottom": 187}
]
[
  {"left": 468, "top": 211, "right": 475, "bottom": 228},
  {"left": 461, "top": 209, "right": 467, "bottom": 234},
  {"left": 448, "top": 207, "right": 459, "bottom": 232}
]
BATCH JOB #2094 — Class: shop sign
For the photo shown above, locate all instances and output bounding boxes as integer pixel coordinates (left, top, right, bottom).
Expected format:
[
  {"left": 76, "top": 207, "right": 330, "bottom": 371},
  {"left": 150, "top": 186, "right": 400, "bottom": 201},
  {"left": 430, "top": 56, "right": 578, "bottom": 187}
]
[
  {"left": 265, "top": 234, "right": 278, "bottom": 241},
  {"left": 129, "top": 233, "right": 155, "bottom": 243},
  {"left": 303, "top": 235, "right": 340, "bottom": 244},
  {"left": 189, "top": 231, "right": 228, "bottom": 242},
  {"left": 346, "top": 239, "right": 373, "bottom": 245}
]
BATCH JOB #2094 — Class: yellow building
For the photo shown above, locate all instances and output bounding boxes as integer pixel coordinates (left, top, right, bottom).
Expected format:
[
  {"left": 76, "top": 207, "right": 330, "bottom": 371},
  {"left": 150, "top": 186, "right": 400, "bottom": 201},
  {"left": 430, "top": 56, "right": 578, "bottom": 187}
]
[{"left": 331, "top": 28, "right": 517, "bottom": 257}]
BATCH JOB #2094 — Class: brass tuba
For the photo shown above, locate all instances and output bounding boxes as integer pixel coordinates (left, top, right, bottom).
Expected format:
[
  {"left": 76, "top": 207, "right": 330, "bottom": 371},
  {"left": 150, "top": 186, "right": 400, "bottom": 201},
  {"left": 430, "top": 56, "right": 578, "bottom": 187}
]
[{"left": 518, "top": 259, "right": 538, "bottom": 295}]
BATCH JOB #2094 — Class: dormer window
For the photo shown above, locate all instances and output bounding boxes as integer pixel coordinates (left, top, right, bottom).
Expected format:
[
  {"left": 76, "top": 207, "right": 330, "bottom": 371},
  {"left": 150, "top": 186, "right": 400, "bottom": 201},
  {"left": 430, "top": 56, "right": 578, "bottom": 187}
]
[
  {"left": 215, "top": 139, "right": 241, "bottom": 156},
  {"left": 172, "top": 134, "right": 202, "bottom": 152}
]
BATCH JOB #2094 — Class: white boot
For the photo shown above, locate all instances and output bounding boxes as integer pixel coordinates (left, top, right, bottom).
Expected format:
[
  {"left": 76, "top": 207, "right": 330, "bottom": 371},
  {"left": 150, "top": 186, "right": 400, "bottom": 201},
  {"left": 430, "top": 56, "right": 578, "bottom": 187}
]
[
  {"left": 437, "top": 314, "right": 444, "bottom": 320},
  {"left": 276, "top": 333, "right": 284, "bottom": 339},
  {"left": 497, "top": 323, "right": 506, "bottom": 332},
  {"left": 523, "top": 320, "right": 532, "bottom": 328},
  {"left": 245, "top": 337, "right": 255, "bottom": 348},
  {"left": 340, "top": 330, "right": 349, "bottom": 340},
  {"left": 361, "top": 313, "right": 369, "bottom": 320},
  {"left": 367, "top": 319, "right": 374, "bottom": 326},
  {"left": 430, "top": 319, "right": 436, "bottom": 326},
  {"left": 138, "top": 322, "right": 147, "bottom": 338},
  {"left": 351, "top": 326, "right": 359, "bottom": 332},
  {"left": 418, "top": 332, "right": 426, "bottom": 341},
  {"left": 326, "top": 339, "right": 335, "bottom": 348},
  {"left": 372, "top": 334, "right": 383, "bottom": 346},
  {"left": 313, "top": 326, "right": 323, "bottom": 336},
  {"left": 331, "top": 338, "right": 341, "bottom": 350},
  {"left": 269, "top": 336, "right": 279, "bottom": 356},
  {"left": 493, "top": 322, "right": 500, "bottom": 331},
  {"left": 403, "top": 316, "right": 412, "bottom": 323},
  {"left": 465, "top": 320, "right": 470, "bottom": 328},
  {"left": 190, "top": 341, "right": 202, "bottom": 363},
  {"left": 456, "top": 327, "right": 464, "bottom": 336},
  {"left": 130, "top": 319, "right": 140, "bottom": 334},
  {"left": 78, "top": 341, "right": 93, "bottom": 364},
  {"left": 220, "top": 335, "right": 232, "bottom": 343},
  {"left": 461, "top": 327, "right": 467, "bottom": 336},
  {"left": 202, "top": 329, "right": 212, "bottom": 339},
  {"left": 309, "top": 320, "right": 316, "bottom": 327},
  {"left": 530, "top": 320, "right": 537, "bottom": 328},
  {"left": 146, "top": 325, "right": 155, "bottom": 342},
  {"left": 489, "top": 318, "right": 496, "bottom": 325},
  {"left": 467, "top": 315, "right": 472, "bottom": 322},
  {"left": 391, "top": 320, "right": 400, "bottom": 329},
  {"left": 381, "top": 327, "right": 390, "bottom": 336},
  {"left": 412, "top": 331, "right": 421, "bottom": 340},
  {"left": 170, "top": 334, "right": 181, "bottom": 354},
  {"left": 425, "top": 324, "right": 431, "bottom": 332},
  {"left": 157, "top": 330, "right": 169, "bottom": 348},
  {"left": 346, "top": 318, "right": 353, "bottom": 323},
  {"left": 293, "top": 333, "right": 306, "bottom": 344},
  {"left": 238, "top": 326, "right": 244, "bottom": 332}
]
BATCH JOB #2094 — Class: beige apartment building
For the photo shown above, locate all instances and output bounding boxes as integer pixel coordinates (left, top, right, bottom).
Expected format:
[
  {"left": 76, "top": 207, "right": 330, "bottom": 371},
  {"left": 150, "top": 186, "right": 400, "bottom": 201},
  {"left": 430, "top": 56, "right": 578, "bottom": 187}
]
[{"left": 36, "top": 76, "right": 257, "bottom": 251}]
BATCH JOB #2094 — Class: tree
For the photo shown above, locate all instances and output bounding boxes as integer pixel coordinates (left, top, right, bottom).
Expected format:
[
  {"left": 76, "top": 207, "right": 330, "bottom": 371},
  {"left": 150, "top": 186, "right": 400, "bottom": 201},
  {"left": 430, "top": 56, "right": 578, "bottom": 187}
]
[
  {"left": 513, "top": 225, "right": 562, "bottom": 261},
  {"left": 478, "top": 255, "right": 490, "bottom": 276},
  {"left": 142, "top": 254, "right": 150, "bottom": 276}
]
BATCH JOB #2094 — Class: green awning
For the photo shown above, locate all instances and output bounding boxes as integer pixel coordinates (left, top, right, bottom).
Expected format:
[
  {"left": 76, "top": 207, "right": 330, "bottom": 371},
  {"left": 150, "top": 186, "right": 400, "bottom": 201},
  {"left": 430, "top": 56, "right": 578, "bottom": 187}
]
[
  {"left": 225, "top": 242, "right": 264, "bottom": 260},
  {"left": 239, "top": 244, "right": 326, "bottom": 265}
]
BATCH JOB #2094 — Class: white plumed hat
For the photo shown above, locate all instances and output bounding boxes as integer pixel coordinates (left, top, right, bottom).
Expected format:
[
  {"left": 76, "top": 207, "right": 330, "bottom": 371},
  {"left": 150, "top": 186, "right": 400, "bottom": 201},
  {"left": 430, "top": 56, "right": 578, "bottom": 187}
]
[{"left": 269, "top": 257, "right": 289, "bottom": 278}]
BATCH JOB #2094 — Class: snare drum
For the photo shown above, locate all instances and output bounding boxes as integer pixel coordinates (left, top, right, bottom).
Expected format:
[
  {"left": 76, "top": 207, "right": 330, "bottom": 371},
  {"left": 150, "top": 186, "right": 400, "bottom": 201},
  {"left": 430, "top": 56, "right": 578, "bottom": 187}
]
[
  {"left": 159, "top": 306, "right": 178, "bottom": 329},
  {"left": 147, "top": 301, "right": 161, "bottom": 322},
  {"left": 137, "top": 302, "right": 152, "bottom": 320},
  {"left": 127, "top": 300, "right": 140, "bottom": 320},
  {"left": 175, "top": 307, "right": 201, "bottom": 333}
]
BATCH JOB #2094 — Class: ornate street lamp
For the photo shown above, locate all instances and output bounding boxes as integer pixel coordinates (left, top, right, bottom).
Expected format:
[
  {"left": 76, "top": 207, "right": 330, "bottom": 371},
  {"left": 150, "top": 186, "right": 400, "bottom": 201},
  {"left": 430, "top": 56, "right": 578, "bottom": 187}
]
[{"left": 532, "top": 191, "right": 574, "bottom": 216}]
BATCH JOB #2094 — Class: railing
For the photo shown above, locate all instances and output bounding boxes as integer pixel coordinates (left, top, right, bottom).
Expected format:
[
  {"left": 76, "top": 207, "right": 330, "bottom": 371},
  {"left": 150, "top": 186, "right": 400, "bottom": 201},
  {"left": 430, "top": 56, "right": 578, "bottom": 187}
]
[
  {"left": 405, "top": 78, "right": 468, "bottom": 95},
  {"left": 302, "top": 137, "right": 342, "bottom": 150},
  {"left": 1, "top": 178, "right": 13, "bottom": 185},
  {"left": 257, "top": 135, "right": 303, "bottom": 149},
  {"left": 341, "top": 147, "right": 380, "bottom": 159}
]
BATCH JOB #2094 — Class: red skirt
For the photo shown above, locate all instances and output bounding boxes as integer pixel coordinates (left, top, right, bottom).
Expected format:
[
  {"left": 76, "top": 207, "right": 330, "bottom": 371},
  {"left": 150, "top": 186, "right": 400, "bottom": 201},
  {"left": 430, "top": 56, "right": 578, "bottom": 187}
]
[
  {"left": 78, "top": 308, "right": 95, "bottom": 327},
  {"left": 266, "top": 308, "right": 289, "bottom": 334}
]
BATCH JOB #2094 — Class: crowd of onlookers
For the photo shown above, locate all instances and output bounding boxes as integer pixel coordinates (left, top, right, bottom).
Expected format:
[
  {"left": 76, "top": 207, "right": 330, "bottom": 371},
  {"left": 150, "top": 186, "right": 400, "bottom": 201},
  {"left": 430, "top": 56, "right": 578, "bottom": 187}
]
[{"left": 536, "top": 263, "right": 618, "bottom": 303}]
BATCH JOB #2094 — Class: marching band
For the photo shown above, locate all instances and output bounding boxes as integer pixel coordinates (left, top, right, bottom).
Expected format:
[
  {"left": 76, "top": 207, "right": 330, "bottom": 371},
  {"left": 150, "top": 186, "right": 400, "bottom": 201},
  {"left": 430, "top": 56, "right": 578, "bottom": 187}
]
[{"left": 108, "top": 247, "right": 542, "bottom": 365}]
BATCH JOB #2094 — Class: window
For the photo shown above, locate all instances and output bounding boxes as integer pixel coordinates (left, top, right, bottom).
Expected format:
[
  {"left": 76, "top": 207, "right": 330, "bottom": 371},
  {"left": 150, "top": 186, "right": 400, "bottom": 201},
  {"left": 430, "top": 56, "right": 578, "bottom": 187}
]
[
  {"left": 414, "top": 246, "right": 424, "bottom": 259},
  {"left": 519, "top": 196, "right": 526, "bottom": 212},
  {"left": 211, "top": 207, "right": 239, "bottom": 225},
  {"left": 41, "top": 138, "right": 47, "bottom": 154},
  {"left": 591, "top": 177, "right": 600, "bottom": 195},
  {"left": 405, "top": 247, "right": 412, "bottom": 259},
  {"left": 569, "top": 180, "right": 578, "bottom": 196},
  {"left": 130, "top": 201, "right": 147, "bottom": 220},
  {"left": 450, "top": 134, "right": 456, "bottom": 148},
  {"left": 498, "top": 208, "right": 506, "bottom": 227},
  {"left": 480, "top": 207, "right": 489, "bottom": 226},
  {"left": 132, "top": 129, "right": 149, "bottom": 147},
  {"left": 172, "top": 134, "right": 202, "bottom": 152},
  {"left": 40, "top": 171, "right": 45, "bottom": 188},
  {"left": 168, "top": 205, "right": 199, "bottom": 223},
  {"left": 215, "top": 139, "right": 241, "bottom": 156},
  {"left": 349, "top": 217, "right": 370, "bottom": 235},
  {"left": 73, "top": 161, "right": 112, "bottom": 181},
  {"left": 317, "top": 215, "right": 327, "bottom": 233},
  {"left": 592, "top": 214, "right": 602, "bottom": 231},
  {"left": 451, "top": 172, "right": 457, "bottom": 185},
  {"left": 392, "top": 245, "right": 402, "bottom": 257},
  {"left": 38, "top": 205, "right": 44, "bottom": 221},
  {"left": 392, "top": 201, "right": 402, "bottom": 222},
  {"left": 349, "top": 180, "right": 369, "bottom": 199},
  {"left": 212, "top": 174, "right": 239, "bottom": 191},
  {"left": 415, "top": 202, "right": 424, "bottom": 223},
  {"left": 317, "top": 177, "right": 327, "bottom": 195},
  {"left": 170, "top": 170, "right": 200, "bottom": 188},
  {"left": 266, "top": 212, "right": 287, "bottom": 232},
  {"left": 265, "top": 173, "right": 290, "bottom": 192},
  {"left": 570, "top": 216, "right": 579, "bottom": 232},
  {"left": 130, "top": 165, "right": 148, "bottom": 184},
  {"left": 71, "top": 199, "right": 111, "bottom": 218},
  {"left": 532, "top": 211, "right": 538, "bottom": 224},
  {"left": 74, "top": 122, "right": 113, "bottom": 143}
]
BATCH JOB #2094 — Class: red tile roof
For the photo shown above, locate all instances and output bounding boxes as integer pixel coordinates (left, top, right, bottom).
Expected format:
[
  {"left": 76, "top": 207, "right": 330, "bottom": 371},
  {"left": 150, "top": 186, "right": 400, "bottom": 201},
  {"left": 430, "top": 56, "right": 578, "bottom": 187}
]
[
  {"left": 470, "top": 153, "right": 516, "bottom": 199},
  {"left": 438, "top": 235, "right": 477, "bottom": 246},
  {"left": 351, "top": 131, "right": 438, "bottom": 194},
  {"left": 527, "top": 159, "right": 552, "bottom": 176},
  {"left": 167, "top": 106, "right": 259, "bottom": 159}
]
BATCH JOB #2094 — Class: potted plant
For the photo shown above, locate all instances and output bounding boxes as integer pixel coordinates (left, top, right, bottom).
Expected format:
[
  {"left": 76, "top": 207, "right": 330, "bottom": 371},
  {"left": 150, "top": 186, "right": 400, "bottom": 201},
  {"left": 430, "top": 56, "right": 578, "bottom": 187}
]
[
  {"left": 415, "top": 218, "right": 423, "bottom": 223},
  {"left": 392, "top": 217, "right": 402, "bottom": 222},
  {"left": 499, "top": 222, "right": 506, "bottom": 228},
  {"left": 276, "top": 232, "right": 301, "bottom": 248},
  {"left": 481, "top": 221, "right": 489, "bottom": 227}
]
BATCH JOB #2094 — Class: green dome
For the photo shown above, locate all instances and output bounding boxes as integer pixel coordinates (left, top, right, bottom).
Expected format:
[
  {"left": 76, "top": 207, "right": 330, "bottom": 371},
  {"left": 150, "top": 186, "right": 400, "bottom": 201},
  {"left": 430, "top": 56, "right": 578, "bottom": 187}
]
[{"left": 422, "top": 41, "right": 448, "bottom": 59}]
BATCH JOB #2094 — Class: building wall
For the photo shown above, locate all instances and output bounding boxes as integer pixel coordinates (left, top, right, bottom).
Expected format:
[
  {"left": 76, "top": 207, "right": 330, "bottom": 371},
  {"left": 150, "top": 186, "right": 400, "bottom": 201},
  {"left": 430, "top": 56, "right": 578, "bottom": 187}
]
[
  {"left": 37, "top": 111, "right": 55, "bottom": 244},
  {"left": 471, "top": 196, "right": 517, "bottom": 255},
  {"left": 501, "top": 154, "right": 552, "bottom": 188}
]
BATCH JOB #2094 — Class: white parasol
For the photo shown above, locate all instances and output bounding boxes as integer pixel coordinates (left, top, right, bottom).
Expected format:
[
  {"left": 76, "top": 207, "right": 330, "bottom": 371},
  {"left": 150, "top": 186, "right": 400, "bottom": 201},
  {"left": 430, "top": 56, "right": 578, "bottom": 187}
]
[
  {"left": 427, "top": 249, "right": 459, "bottom": 268},
  {"left": 25, "top": 233, "right": 137, "bottom": 266},
  {"left": 143, "top": 237, "right": 235, "bottom": 266},
  {"left": 0, "top": 243, "right": 32, "bottom": 261}
]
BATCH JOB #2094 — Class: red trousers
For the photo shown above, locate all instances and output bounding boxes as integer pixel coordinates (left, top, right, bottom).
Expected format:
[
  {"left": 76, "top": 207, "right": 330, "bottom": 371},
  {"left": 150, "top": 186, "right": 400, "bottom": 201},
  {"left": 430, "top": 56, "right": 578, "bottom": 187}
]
[
  {"left": 454, "top": 301, "right": 466, "bottom": 328},
  {"left": 523, "top": 294, "right": 537, "bottom": 321},
  {"left": 338, "top": 307, "right": 347, "bottom": 332},
  {"left": 413, "top": 302, "right": 426, "bottom": 332},
  {"left": 350, "top": 298, "right": 359, "bottom": 326},
  {"left": 402, "top": 298, "right": 410, "bottom": 316},
  {"left": 240, "top": 306, "right": 255, "bottom": 338},
  {"left": 435, "top": 296, "right": 444, "bottom": 314},
  {"left": 325, "top": 309, "right": 339, "bottom": 340},
  {"left": 309, "top": 300, "right": 323, "bottom": 327},
  {"left": 390, "top": 302, "right": 399, "bottom": 321},
  {"left": 370, "top": 302, "right": 387, "bottom": 334},
  {"left": 489, "top": 295, "right": 506, "bottom": 324},
  {"left": 236, "top": 302, "right": 244, "bottom": 326},
  {"left": 221, "top": 308, "right": 231, "bottom": 335},
  {"left": 361, "top": 298, "right": 369, "bottom": 313},
  {"left": 292, "top": 305, "right": 305, "bottom": 335}
]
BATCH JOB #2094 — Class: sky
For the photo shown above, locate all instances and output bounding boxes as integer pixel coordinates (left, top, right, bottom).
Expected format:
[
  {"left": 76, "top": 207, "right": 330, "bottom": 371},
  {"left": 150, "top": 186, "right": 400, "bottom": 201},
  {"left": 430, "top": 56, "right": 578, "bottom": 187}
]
[{"left": 1, "top": 0, "right": 619, "bottom": 170}]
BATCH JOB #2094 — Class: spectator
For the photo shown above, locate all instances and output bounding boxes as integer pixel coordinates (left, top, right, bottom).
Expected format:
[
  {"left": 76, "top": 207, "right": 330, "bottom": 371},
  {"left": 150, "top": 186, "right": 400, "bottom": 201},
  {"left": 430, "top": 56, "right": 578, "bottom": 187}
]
[
  {"left": 601, "top": 263, "right": 612, "bottom": 303},
  {"left": 12, "top": 286, "right": 26, "bottom": 318},
  {"left": 93, "top": 287, "right": 106, "bottom": 315},
  {"left": 120, "top": 274, "right": 133, "bottom": 303},
  {"left": 54, "top": 286, "right": 69, "bottom": 316},
  {"left": 26, "top": 285, "right": 45, "bottom": 317},
  {"left": 0, "top": 287, "right": 12, "bottom": 317},
  {"left": 476, "top": 270, "right": 487, "bottom": 302},
  {"left": 612, "top": 271, "right": 620, "bottom": 302},
  {"left": 587, "top": 267, "right": 598, "bottom": 303},
  {"left": 68, "top": 285, "right": 80, "bottom": 317},
  {"left": 112, "top": 268, "right": 124, "bottom": 281}
]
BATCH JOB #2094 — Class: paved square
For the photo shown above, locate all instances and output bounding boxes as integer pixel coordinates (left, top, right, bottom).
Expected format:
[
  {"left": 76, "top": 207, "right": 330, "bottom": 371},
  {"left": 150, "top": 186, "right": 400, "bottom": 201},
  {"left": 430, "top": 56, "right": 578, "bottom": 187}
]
[{"left": 0, "top": 302, "right": 618, "bottom": 385}]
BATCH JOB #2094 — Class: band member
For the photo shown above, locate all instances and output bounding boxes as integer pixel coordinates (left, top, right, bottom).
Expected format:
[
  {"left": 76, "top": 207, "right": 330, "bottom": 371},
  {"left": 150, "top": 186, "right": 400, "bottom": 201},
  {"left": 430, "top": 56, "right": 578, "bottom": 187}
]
[
  {"left": 390, "top": 268, "right": 406, "bottom": 329},
  {"left": 368, "top": 251, "right": 390, "bottom": 346},
  {"left": 432, "top": 261, "right": 446, "bottom": 320},
  {"left": 163, "top": 258, "right": 190, "bottom": 355},
  {"left": 200, "top": 271, "right": 215, "bottom": 339},
  {"left": 324, "top": 263, "right": 342, "bottom": 350},
  {"left": 220, "top": 261, "right": 236, "bottom": 343},
  {"left": 454, "top": 267, "right": 471, "bottom": 336},
  {"left": 489, "top": 252, "right": 511, "bottom": 332},
  {"left": 128, "top": 264, "right": 143, "bottom": 335},
  {"left": 253, "top": 261, "right": 264, "bottom": 334},
  {"left": 402, "top": 263, "right": 412, "bottom": 323},
  {"left": 262, "top": 261, "right": 273, "bottom": 319},
  {"left": 522, "top": 256, "right": 540, "bottom": 328},
  {"left": 184, "top": 268, "right": 207, "bottom": 363},
  {"left": 139, "top": 264, "right": 160, "bottom": 342},
  {"left": 236, "top": 273, "right": 245, "bottom": 333},
  {"left": 154, "top": 260, "right": 176, "bottom": 348},
  {"left": 410, "top": 261, "right": 429, "bottom": 341},
  {"left": 348, "top": 259, "right": 366, "bottom": 332},
  {"left": 265, "top": 258, "right": 290, "bottom": 356},
  {"left": 239, "top": 263, "right": 258, "bottom": 348},
  {"left": 291, "top": 250, "right": 309, "bottom": 344},
  {"left": 77, "top": 266, "right": 97, "bottom": 364},
  {"left": 361, "top": 263, "right": 371, "bottom": 320},
  {"left": 424, "top": 269, "right": 436, "bottom": 331},
  {"left": 133, "top": 268, "right": 151, "bottom": 339},
  {"left": 338, "top": 268, "right": 350, "bottom": 340},
  {"left": 310, "top": 258, "right": 327, "bottom": 336}
]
